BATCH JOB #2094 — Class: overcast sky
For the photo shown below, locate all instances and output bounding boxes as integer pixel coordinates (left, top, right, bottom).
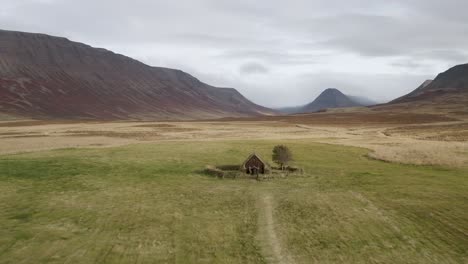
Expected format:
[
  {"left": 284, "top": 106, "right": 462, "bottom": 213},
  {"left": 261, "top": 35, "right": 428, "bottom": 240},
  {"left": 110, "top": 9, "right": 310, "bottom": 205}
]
[{"left": 2, "top": 0, "right": 468, "bottom": 107}]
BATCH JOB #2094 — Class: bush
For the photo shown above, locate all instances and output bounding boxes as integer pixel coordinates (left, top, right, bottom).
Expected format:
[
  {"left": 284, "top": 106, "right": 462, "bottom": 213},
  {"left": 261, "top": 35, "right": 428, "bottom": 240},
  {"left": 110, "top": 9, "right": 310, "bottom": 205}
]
[{"left": 272, "top": 145, "right": 293, "bottom": 170}]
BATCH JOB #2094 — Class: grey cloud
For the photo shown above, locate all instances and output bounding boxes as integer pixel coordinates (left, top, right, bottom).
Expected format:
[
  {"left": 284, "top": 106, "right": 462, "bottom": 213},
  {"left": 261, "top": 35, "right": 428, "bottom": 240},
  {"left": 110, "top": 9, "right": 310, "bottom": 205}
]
[
  {"left": 307, "top": 13, "right": 468, "bottom": 60},
  {"left": 1, "top": 0, "right": 467, "bottom": 107},
  {"left": 390, "top": 50, "right": 468, "bottom": 73},
  {"left": 413, "top": 50, "right": 468, "bottom": 63},
  {"left": 390, "top": 60, "right": 432, "bottom": 71},
  {"left": 404, "top": 0, "right": 468, "bottom": 23},
  {"left": 219, "top": 50, "right": 322, "bottom": 66},
  {"left": 239, "top": 62, "right": 270, "bottom": 75}
]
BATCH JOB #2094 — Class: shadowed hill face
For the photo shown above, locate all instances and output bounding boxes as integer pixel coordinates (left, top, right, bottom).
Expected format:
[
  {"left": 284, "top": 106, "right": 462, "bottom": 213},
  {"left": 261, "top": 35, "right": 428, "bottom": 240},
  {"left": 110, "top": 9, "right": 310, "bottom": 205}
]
[
  {"left": 373, "top": 64, "right": 468, "bottom": 119},
  {"left": 428, "top": 64, "right": 468, "bottom": 92},
  {"left": 301, "top": 88, "right": 362, "bottom": 113},
  {"left": 392, "top": 63, "right": 468, "bottom": 104},
  {"left": 0, "top": 29, "right": 275, "bottom": 120}
]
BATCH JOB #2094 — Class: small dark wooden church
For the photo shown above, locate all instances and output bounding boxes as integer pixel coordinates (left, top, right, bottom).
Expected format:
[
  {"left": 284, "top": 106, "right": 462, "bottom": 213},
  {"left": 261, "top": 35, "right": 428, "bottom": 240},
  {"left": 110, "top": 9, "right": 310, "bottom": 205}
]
[{"left": 241, "top": 153, "right": 270, "bottom": 175}]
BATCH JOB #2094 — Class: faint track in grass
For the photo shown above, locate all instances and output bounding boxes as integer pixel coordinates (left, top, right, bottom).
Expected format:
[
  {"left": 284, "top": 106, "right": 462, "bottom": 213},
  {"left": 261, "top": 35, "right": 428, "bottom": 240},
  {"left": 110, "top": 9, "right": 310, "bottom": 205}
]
[{"left": 257, "top": 193, "right": 294, "bottom": 264}]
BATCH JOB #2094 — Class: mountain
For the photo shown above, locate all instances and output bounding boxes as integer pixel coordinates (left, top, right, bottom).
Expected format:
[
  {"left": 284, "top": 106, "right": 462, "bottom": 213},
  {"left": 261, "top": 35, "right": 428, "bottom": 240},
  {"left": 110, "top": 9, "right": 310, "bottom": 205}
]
[
  {"left": 391, "top": 64, "right": 468, "bottom": 104},
  {"left": 0, "top": 29, "right": 275, "bottom": 120},
  {"left": 390, "top": 80, "right": 433, "bottom": 103},
  {"left": 301, "top": 88, "right": 363, "bottom": 113},
  {"left": 374, "top": 64, "right": 468, "bottom": 118}
]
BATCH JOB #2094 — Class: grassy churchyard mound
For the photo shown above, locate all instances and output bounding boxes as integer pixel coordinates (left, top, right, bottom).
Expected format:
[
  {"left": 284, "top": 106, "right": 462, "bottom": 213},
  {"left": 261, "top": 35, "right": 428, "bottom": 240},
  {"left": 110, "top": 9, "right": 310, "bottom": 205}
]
[
  {"left": 203, "top": 164, "right": 304, "bottom": 180},
  {"left": 203, "top": 146, "right": 304, "bottom": 180}
]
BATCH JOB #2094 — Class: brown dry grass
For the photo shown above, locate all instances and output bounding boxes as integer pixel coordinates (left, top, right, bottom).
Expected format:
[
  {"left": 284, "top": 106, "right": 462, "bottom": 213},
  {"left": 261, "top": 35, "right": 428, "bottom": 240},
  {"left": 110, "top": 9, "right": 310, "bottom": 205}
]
[
  {"left": 215, "top": 111, "right": 458, "bottom": 125},
  {"left": 0, "top": 114, "right": 467, "bottom": 167},
  {"left": 0, "top": 119, "right": 109, "bottom": 127},
  {"left": 367, "top": 141, "right": 468, "bottom": 167},
  {"left": 132, "top": 123, "right": 176, "bottom": 128},
  {"left": 385, "top": 122, "right": 468, "bottom": 142}
]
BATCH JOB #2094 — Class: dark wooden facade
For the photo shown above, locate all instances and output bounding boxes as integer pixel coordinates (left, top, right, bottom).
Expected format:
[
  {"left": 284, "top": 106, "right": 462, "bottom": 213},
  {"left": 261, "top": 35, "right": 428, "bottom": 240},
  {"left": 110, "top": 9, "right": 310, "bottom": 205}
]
[{"left": 241, "top": 153, "right": 269, "bottom": 175}]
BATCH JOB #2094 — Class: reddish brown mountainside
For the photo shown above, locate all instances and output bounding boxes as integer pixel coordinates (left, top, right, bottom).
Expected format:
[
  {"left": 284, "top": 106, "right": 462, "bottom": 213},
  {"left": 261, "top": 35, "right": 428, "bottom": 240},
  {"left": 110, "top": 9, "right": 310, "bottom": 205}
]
[
  {"left": 374, "top": 64, "right": 468, "bottom": 118},
  {"left": 0, "top": 29, "right": 275, "bottom": 120},
  {"left": 391, "top": 64, "right": 468, "bottom": 104}
]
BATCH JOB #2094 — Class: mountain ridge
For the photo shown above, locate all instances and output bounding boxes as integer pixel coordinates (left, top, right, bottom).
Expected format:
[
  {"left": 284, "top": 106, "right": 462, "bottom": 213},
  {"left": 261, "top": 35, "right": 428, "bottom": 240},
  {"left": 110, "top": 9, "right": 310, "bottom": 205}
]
[
  {"left": 276, "top": 88, "right": 371, "bottom": 114},
  {"left": 391, "top": 64, "right": 468, "bottom": 104},
  {"left": 301, "top": 88, "right": 363, "bottom": 113},
  {"left": 0, "top": 29, "right": 275, "bottom": 120}
]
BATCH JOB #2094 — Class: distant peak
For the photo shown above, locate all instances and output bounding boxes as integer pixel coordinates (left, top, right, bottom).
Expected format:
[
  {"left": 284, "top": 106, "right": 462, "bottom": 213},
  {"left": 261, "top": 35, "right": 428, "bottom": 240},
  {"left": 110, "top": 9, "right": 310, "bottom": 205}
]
[
  {"left": 300, "top": 87, "right": 362, "bottom": 113},
  {"left": 320, "top": 88, "right": 344, "bottom": 96},
  {"left": 323, "top": 88, "right": 340, "bottom": 92}
]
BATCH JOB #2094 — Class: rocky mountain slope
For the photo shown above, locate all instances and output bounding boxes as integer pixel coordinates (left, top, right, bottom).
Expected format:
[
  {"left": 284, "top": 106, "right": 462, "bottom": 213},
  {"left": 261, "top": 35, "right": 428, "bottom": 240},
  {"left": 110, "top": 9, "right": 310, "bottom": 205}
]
[
  {"left": 0, "top": 29, "right": 275, "bottom": 120},
  {"left": 391, "top": 64, "right": 468, "bottom": 104},
  {"left": 375, "top": 64, "right": 468, "bottom": 118},
  {"left": 301, "top": 88, "right": 363, "bottom": 113}
]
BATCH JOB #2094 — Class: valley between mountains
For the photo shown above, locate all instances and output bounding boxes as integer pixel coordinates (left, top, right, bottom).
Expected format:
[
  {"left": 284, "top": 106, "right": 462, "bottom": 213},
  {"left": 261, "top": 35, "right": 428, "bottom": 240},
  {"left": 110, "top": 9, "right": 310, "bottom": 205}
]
[{"left": 0, "top": 28, "right": 467, "bottom": 264}]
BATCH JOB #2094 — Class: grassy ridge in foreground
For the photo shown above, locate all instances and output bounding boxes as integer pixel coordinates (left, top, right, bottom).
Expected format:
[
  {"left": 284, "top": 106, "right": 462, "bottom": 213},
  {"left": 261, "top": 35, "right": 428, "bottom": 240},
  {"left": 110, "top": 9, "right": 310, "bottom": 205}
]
[{"left": 0, "top": 140, "right": 467, "bottom": 263}]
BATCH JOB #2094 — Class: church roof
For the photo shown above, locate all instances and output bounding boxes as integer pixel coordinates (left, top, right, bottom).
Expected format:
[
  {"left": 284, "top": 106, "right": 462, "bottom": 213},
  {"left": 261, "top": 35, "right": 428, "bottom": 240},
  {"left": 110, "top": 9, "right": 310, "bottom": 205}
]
[{"left": 241, "top": 153, "right": 270, "bottom": 169}]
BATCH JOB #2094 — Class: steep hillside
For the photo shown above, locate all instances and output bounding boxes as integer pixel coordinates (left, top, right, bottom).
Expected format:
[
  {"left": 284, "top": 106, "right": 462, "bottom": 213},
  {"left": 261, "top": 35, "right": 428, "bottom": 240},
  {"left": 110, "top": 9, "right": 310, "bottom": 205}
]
[
  {"left": 391, "top": 64, "right": 468, "bottom": 104},
  {"left": 390, "top": 80, "right": 433, "bottom": 103},
  {"left": 0, "top": 29, "right": 275, "bottom": 120},
  {"left": 376, "top": 64, "right": 468, "bottom": 118},
  {"left": 301, "top": 88, "right": 363, "bottom": 113}
]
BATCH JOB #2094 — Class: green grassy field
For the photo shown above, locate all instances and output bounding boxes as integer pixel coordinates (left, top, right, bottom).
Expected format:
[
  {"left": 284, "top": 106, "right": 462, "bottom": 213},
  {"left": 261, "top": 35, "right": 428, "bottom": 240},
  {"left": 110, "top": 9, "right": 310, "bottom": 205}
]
[{"left": 0, "top": 140, "right": 467, "bottom": 263}]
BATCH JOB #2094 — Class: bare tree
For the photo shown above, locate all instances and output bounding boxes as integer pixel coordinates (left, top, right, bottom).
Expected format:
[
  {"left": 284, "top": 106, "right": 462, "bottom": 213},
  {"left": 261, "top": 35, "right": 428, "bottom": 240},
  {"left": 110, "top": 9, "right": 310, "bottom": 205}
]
[{"left": 272, "top": 145, "right": 293, "bottom": 170}]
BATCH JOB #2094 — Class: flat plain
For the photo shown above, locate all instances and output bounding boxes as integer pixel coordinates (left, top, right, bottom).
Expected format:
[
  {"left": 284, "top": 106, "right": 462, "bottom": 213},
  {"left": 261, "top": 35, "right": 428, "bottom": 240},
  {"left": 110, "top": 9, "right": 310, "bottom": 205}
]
[{"left": 0, "top": 113, "right": 467, "bottom": 263}]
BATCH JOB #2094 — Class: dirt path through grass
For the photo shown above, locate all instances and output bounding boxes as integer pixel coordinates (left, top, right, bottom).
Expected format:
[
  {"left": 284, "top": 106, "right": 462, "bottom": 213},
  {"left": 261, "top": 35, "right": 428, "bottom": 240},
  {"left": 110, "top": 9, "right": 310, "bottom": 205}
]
[{"left": 257, "top": 193, "right": 294, "bottom": 264}]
